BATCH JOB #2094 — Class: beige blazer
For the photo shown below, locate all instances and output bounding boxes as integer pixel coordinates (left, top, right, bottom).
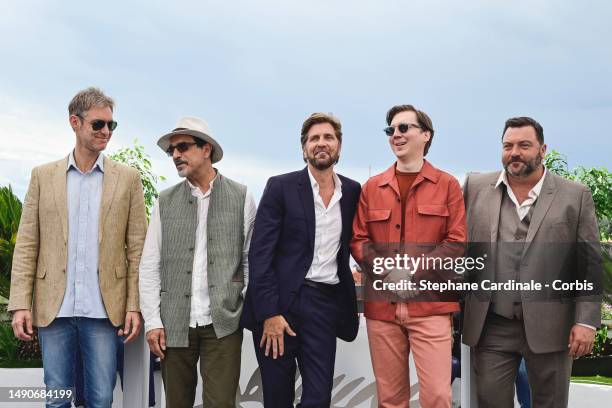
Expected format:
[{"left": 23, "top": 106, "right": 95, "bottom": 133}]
[
  {"left": 462, "top": 171, "right": 601, "bottom": 353},
  {"left": 8, "top": 155, "right": 147, "bottom": 327}
]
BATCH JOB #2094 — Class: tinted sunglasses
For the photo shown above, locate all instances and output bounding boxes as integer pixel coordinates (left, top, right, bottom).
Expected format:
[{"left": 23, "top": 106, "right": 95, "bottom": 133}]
[
  {"left": 166, "top": 141, "right": 198, "bottom": 156},
  {"left": 77, "top": 114, "right": 118, "bottom": 131},
  {"left": 383, "top": 123, "right": 422, "bottom": 136}
]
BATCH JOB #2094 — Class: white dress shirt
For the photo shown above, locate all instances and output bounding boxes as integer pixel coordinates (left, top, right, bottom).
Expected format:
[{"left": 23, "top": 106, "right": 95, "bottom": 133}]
[
  {"left": 305, "top": 168, "right": 343, "bottom": 284},
  {"left": 139, "top": 178, "right": 257, "bottom": 334},
  {"left": 495, "top": 167, "right": 547, "bottom": 220}
]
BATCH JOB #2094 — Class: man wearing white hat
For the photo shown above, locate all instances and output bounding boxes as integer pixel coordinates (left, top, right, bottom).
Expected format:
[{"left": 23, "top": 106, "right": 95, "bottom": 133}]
[{"left": 139, "top": 116, "right": 256, "bottom": 408}]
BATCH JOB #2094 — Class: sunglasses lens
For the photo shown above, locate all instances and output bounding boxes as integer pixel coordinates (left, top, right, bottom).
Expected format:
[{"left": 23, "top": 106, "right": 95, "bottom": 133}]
[
  {"left": 177, "top": 143, "right": 191, "bottom": 152},
  {"left": 91, "top": 120, "right": 105, "bottom": 131},
  {"left": 398, "top": 124, "right": 409, "bottom": 133},
  {"left": 384, "top": 126, "right": 394, "bottom": 136},
  {"left": 108, "top": 121, "right": 118, "bottom": 131}
]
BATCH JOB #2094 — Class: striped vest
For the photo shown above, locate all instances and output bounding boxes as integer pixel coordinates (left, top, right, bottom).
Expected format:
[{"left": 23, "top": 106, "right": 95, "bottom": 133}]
[{"left": 158, "top": 174, "right": 246, "bottom": 347}]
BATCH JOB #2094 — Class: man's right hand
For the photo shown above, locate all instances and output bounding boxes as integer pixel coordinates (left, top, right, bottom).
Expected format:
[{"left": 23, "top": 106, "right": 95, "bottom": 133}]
[
  {"left": 146, "top": 328, "right": 166, "bottom": 360},
  {"left": 260, "top": 315, "right": 296, "bottom": 359},
  {"left": 11, "top": 309, "right": 33, "bottom": 341}
]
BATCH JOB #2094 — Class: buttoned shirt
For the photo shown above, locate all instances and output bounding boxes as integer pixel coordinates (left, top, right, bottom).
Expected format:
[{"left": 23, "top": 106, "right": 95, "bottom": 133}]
[
  {"left": 57, "top": 151, "right": 108, "bottom": 318},
  {"left": 495, "top": 167, "right": 547, "bottom": 220},
  {"left": 139, "top": 177, "right": 257, "bottom": 333},
  {"left": 305, "top": 168, "right": 343, "bottom": 284}
]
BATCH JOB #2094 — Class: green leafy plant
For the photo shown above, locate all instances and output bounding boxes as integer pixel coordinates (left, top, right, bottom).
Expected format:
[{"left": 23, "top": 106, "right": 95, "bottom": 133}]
[
  {"left": 592, "top": 325, "right": 610, "bottom": 357},
  {"left": 109, "top": 139, "right": 165, "bottom": 219},
  {"left": 544, "top": 150, "right": 612, "bottom": 241},
  {"left": 603, "top": 303, "right": 612, "bottom": 321},
  {"left": 0, "top": 186, "right": 22, "bottom": 299},
  {"left": 0, "top": 321, "right": 18, "bottom": 363}
]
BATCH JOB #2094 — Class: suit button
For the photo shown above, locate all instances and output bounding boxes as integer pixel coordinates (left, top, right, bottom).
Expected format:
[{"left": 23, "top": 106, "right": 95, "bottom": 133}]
[
  {"left": 185, "top": 294, "right": 190, "bottom": 298},
  {"left": 397, "top": 198, "right": 401, "bottom": 202},
  {"left": 189, "top": 200, "right": 193, "bottom": 204},
  {"left": 186, "top": 270, "right": 191, "bottom": 274},
  {"left": 395, "top": 224, "right": 400, "bottom": 229},
  {"left": 189, "top": 247, "right": 194, "bottom": 251},
  {"left": 209, "top": 260, "right": 214, "bottom": 265}
]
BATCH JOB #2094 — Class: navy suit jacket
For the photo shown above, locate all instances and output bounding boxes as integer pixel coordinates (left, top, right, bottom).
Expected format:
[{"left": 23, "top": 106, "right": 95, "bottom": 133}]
[{"left": 241, "top": 167, "right": 361, "bottom": 342}]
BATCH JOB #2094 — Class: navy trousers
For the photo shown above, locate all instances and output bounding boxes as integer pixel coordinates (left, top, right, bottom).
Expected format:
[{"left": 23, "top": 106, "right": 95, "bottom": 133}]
[{"left": 253, "top": 283, "right": 339, "bottom": 408}]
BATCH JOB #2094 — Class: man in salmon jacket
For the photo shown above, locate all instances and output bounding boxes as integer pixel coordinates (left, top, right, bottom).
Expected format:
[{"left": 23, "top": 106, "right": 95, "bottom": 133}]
[{"left": 351, "top": 104, "right": 466, "bottom": 408}]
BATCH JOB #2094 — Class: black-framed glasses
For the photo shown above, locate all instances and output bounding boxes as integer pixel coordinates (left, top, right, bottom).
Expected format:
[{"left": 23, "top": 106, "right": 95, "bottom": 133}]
[
  {"left": 383, "top": 123, "right": 422, "bottom": 136},
  {"left": 77, "top": 114, "right": 118, "bottom": 131},
  {"left": 166, "top": 141, "right": 198, "bottom": 156}
]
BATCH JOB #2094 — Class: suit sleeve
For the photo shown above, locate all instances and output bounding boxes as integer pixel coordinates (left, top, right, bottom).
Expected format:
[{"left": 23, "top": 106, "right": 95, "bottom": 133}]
[
  {"left": 574, "top": 185, "right": 602, "bottom": 328},
  {"left": 248, "top": 177, "right": 284, "bottom": 322},
  {"left": 125, "top": 169, "right": 147, "bottom": 313},
  {"left": 445, "top": 176, "right": 467, "bottom": 244},
  {"left": 8, "top": 168, "right": 40, "bottom": 311}
]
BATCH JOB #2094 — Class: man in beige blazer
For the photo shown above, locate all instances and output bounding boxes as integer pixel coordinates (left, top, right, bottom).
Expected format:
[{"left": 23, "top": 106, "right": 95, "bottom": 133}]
[
  {"left": 8, "top": 87, "right": 147, "bottom": 408},
  {"left": 462, "top": 116, "right": 601, "bottom": 408}
]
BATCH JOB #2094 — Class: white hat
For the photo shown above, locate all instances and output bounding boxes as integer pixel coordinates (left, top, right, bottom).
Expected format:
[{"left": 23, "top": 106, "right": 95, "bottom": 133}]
[{"left": 157, "top": 116, "right": 223, "bottom": 163}]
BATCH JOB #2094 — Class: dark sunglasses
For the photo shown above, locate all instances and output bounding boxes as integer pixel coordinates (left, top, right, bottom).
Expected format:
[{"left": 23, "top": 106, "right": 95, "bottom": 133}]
[
  {"left": 383, "top": 123, "right": 422, "bottom": 136},
  {"left": 166, "top": 141, "right": 198, "bottom": 156},
  {"left": 77, "top": 114, "right": 118, "bottom": 131}
]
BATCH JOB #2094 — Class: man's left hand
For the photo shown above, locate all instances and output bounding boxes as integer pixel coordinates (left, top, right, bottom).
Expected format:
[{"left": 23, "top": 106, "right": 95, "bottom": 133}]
[
  {"left": 118, "top": 312, "right": 142, "bottom": 343},
  {"left": 568, "top": 324, "right": 596, "bottom": 358}
]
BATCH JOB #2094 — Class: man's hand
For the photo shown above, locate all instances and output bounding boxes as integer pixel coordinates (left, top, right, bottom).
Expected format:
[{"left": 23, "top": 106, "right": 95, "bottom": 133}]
[
  {"left": 146, "top": 328, "right": 166, "bottom": 360},
  {"left": 384, "top": 269, "right": 419, "bottom": 301},
  {"left": 260, "top": 315, "right": 296, "bottom": 359},
  {"left": 118, "top": 312, "right": 142, "bottom": 343},
  {"left": 11, "top": 309, "right": 34, "bottom": 341},
  {"left": 568, "top": 324, "right": 596, "bottom": 358}
]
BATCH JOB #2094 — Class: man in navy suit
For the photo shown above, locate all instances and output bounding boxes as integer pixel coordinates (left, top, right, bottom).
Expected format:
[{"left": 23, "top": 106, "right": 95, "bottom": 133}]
[{"left": 241, "top": 112, "right": 361, "bottom": 407}]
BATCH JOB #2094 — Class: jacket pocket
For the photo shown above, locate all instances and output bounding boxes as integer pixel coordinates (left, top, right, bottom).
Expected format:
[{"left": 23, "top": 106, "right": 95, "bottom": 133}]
[
  {"left": 416, "top": 205, "right": 449, "bottom": 237},
  {"left": 365, "top": 209, "right": 392, "bottom": 239},
  {"left": 366, "top": 209, "right": 392, "bottom": 222},
  {"left": 417, "top": 205, "right": 449, "bottom": 217}
]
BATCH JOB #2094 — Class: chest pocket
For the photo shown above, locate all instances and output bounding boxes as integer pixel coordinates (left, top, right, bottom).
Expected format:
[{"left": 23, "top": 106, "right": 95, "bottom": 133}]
[
  {"left": 417, "top": 205, "right": 449, "bottom": 236},
  {"left": 366, "top": 209, "right": 391, "bottom": 239}
]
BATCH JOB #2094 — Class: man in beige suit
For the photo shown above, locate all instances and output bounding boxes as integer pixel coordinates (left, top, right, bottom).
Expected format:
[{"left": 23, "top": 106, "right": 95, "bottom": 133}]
[
  {"left": 8, "top": 87, "right": 147, "bottom": 408},
  {"left": 462, "top": 116, "right": 601, "bottom": 407}
]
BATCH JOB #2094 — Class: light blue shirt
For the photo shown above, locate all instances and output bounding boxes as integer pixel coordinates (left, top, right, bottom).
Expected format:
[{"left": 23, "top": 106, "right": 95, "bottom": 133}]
[{"left": 57, "top": 151, "right": 108, "bottom": 319}]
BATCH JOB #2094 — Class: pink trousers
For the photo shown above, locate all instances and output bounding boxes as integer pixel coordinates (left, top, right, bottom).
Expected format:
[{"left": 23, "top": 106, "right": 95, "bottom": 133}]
[{"left": 366, "top": 303, "right": 452, "bottom": 408}]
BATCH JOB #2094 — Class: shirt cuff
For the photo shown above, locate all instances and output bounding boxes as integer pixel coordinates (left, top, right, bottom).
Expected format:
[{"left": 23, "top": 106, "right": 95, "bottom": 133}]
[
  {"left": 144, "top": 318, "right": 164, "bottom": 334},
  {"left": 576, "top": 323, "right": 597, "bottom": 331}
]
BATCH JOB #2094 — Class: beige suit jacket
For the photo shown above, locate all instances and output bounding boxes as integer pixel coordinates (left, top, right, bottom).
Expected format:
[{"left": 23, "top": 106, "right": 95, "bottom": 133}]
[
  {"left": 462, "top": 170, "right": 601, "bottom": 353},
  {"left": 8, "top": 155, "right": 147, "bottom": 327}
]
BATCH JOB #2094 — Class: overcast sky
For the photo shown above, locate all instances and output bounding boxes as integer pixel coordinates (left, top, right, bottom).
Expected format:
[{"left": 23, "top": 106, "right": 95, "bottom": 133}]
[{"left": 1, "top": 0, "right": 610, "bottom": 200}]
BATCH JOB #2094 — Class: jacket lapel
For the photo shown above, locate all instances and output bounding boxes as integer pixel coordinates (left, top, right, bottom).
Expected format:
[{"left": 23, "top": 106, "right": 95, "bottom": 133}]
[
  {"left": 488, "top": 174, "right": 503, "bottom": 242},
  {"left": 98, "top": 157, "right": 119, "bottom": 244},
  {"left": 297, "top": 167, "right": 315, "bottom": 250},
  {"left": 522, "top": 172, "right": 557, "bottom": 258},
  {"left": 53, "top": 157, "right": 69, "bottom": 242},
  {"left": 339, "top": 179, "right": 351, "bottom": 247}
]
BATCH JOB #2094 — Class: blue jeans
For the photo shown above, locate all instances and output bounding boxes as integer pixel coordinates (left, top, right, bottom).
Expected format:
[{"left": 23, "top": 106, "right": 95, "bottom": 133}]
[
  {"left": 515, "top": 358, "right": 531, "bottom": 408},
  {"left": 38, "top": 317, "right": 118, "bottom": 408}
]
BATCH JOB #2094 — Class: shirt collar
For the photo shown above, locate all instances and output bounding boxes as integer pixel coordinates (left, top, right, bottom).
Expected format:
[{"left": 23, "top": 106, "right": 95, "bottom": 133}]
[
  {"left": 496, "top": 166, "right": 547, "bottom": 197},
  {"left": 307, "top": 166, "right": 342, "bottom": 193},
  {"left": 67, "top": 151, "right": 104, "bottom": 173},
  {"left": 186, "top": 174, "right": 217, "bottom": 196}
]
